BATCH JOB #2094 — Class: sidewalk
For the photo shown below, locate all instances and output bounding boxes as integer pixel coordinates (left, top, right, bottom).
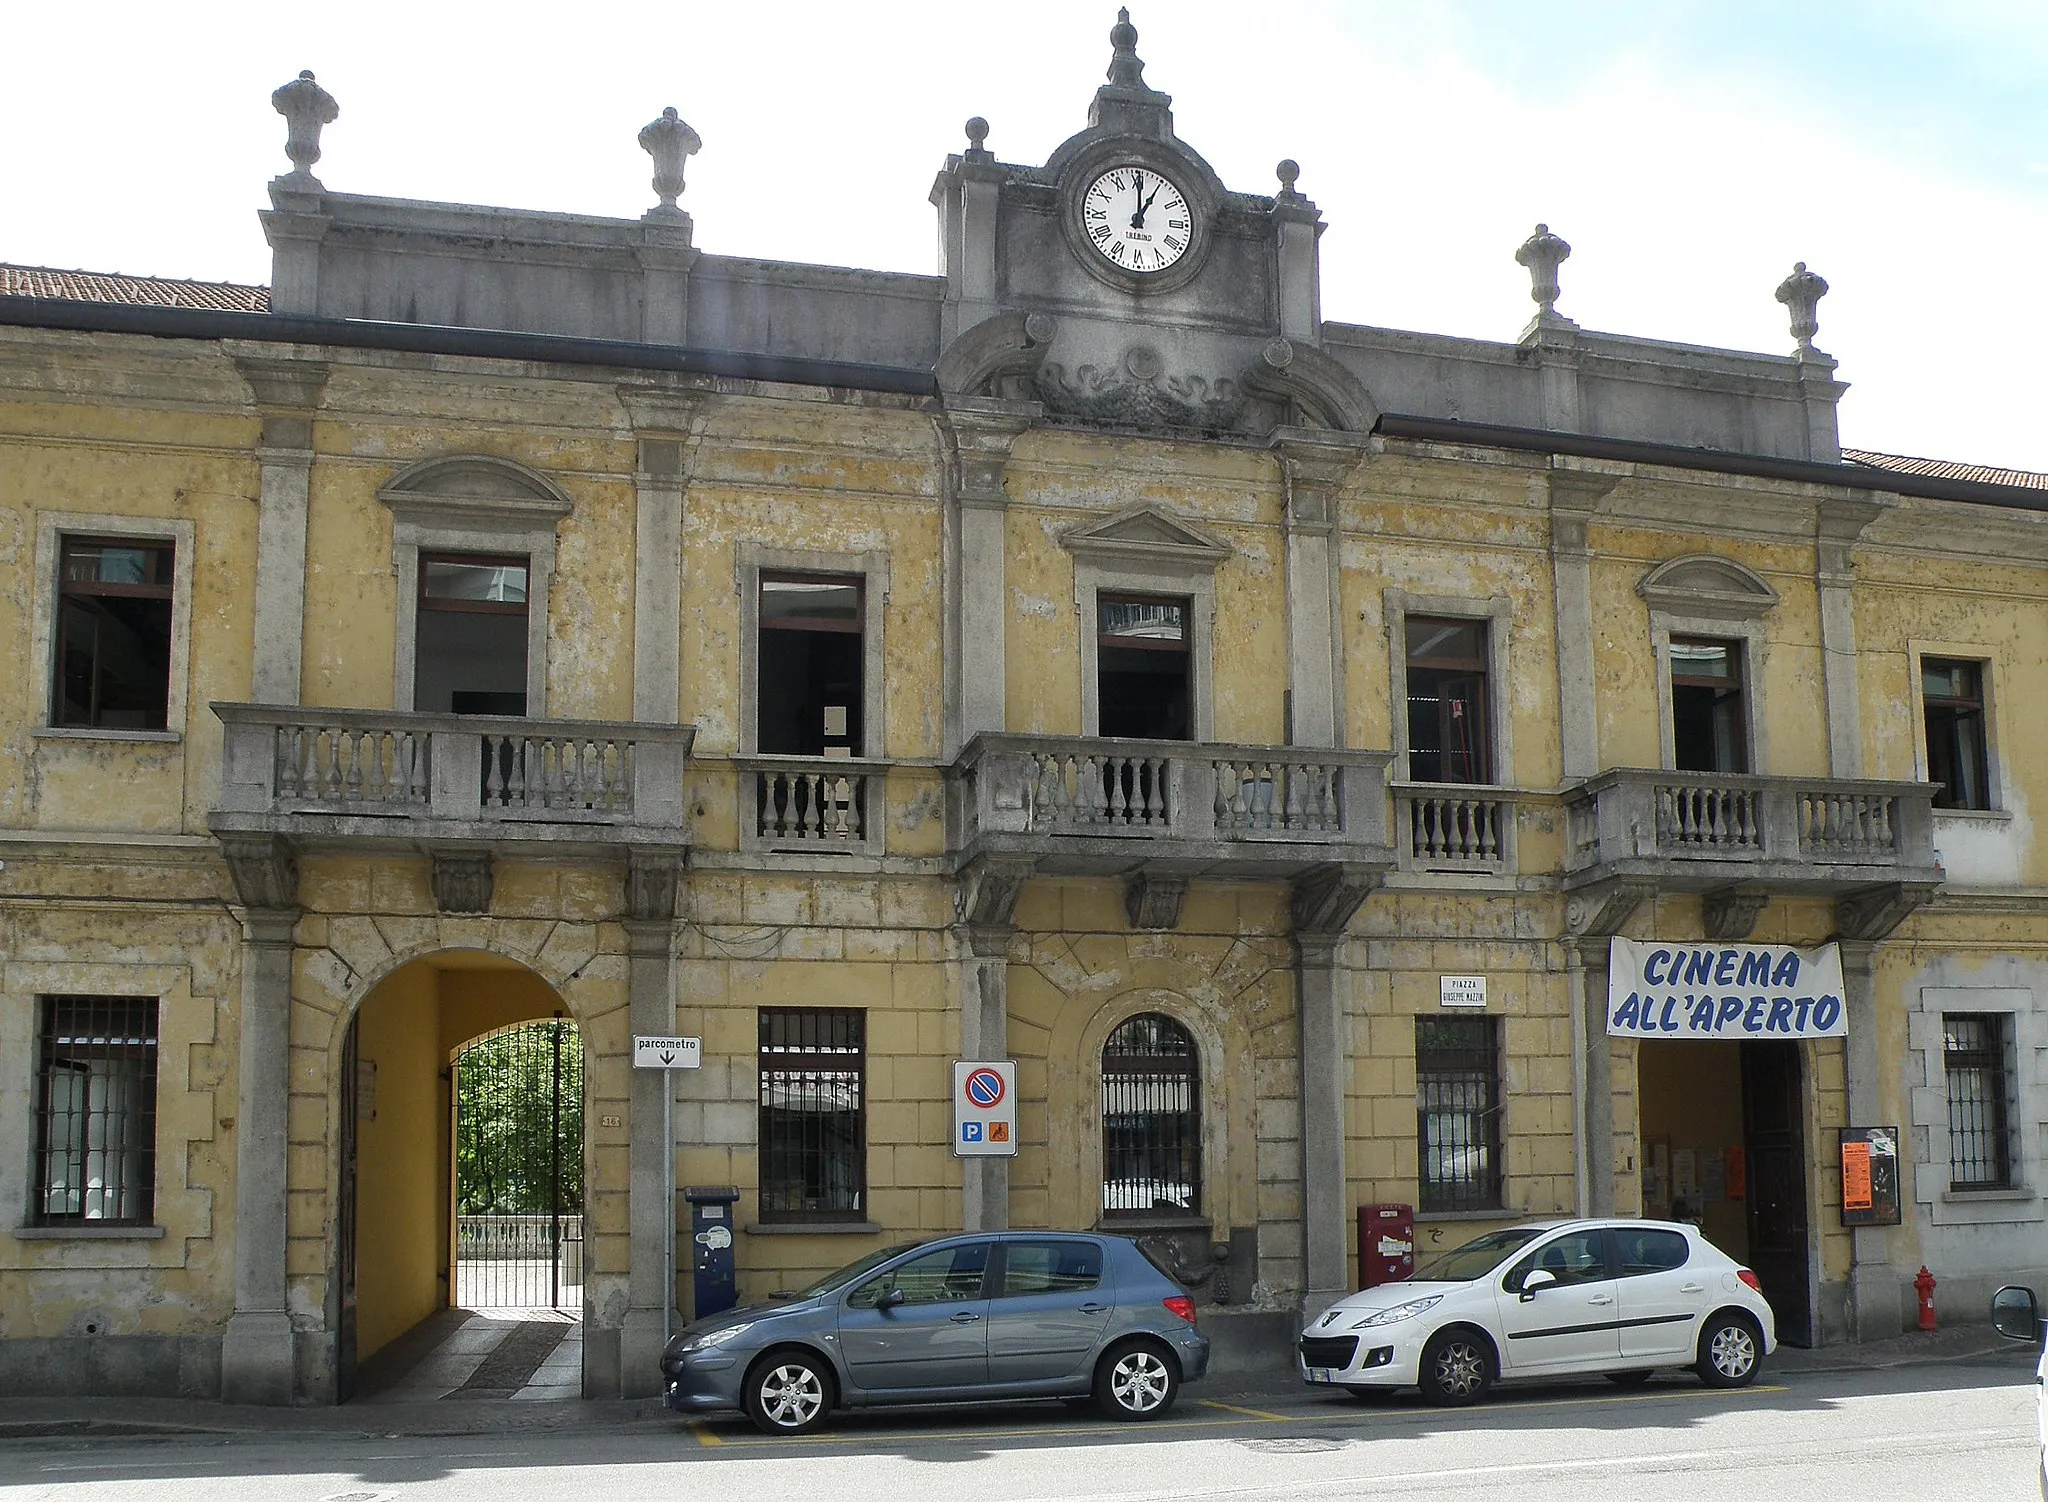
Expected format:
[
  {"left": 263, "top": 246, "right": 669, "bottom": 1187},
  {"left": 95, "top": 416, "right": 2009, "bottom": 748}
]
[{"left": 0, "top": 1323, "right": 2028, "bottom": 1443}]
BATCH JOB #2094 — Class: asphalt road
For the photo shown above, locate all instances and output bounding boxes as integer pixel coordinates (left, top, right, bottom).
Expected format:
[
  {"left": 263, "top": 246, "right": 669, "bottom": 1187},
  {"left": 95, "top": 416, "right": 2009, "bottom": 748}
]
[{"left": 1, "top": 1358, "right": 2036, "bottom": 1502}]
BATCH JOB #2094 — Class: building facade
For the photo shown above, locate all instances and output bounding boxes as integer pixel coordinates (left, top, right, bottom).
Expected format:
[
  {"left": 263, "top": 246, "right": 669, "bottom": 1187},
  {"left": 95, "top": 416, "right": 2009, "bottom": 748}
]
[{"left": 2, "top": 15, "right": 2045, "bottom": 1404}]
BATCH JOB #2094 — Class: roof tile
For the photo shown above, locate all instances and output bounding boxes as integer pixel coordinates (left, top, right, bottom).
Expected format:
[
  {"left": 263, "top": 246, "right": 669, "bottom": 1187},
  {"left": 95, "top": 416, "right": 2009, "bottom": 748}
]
[
  {"left": 1845, "top": 447, "right": 2048, "bottom": 492},
  {"left": 0, "top": 264, "right": 269, "bottom": 314}
]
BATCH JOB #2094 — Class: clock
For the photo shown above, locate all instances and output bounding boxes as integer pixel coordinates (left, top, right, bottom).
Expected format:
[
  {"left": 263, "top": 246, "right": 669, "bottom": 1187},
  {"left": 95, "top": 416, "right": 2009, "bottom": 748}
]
[{"left": 1080, "top": 165, "right": 1193, "bottom": 275}]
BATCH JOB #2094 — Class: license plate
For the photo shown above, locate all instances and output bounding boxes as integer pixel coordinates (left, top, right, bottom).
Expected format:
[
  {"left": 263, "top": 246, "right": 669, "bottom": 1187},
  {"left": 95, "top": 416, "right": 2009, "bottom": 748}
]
[{"left": 1307, "top": 1367, "right": 1335, "bottom": 1384}]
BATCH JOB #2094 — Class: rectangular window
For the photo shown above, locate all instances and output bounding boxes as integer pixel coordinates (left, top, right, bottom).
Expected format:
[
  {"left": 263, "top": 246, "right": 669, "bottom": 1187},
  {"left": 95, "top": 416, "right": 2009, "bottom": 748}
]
[
  {"left": 1923, "top": 659, "right": 1991, "bottom": 811},
  {"left": 415, "top": 552, "right": 529, "bottom": 715},
  {"left": 758, "top": 1007, "right": 866, "bottom": 1223},
  {"left": 34, "top": 996, "right": 159, "bottom": 1225},
  {"left": 758, "top": 573, "right": 864, "bottom": 756},
  {"left": 1943, "top": 1012, "right": 2014, "bottom": 1189},
  {"left": 54, "top": 536, "right": 175, "bottom": 730},
  {"left": 1405, "top": 616, "right": 1491, "bottom": 783},
  {"left": 1670, "top": 636, "right": 1748, "bottom": 773},
  {"left": 1097, "top": 593, "right": 1191, "bottom": 741},
  {"left": 1416, "top": 1014, "right": 1501, "bottom": 1213}
]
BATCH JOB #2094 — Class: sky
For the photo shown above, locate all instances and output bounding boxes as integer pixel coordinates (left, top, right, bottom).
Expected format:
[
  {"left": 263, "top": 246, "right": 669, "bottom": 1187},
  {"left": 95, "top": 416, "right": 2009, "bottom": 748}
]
[{"left": 4, "top": 1, "right": 2044, "bottom": 470}]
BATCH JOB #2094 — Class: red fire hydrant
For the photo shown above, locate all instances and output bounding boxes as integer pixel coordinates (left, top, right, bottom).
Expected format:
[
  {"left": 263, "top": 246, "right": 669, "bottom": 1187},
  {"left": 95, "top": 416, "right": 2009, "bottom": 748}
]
[{"left": 1914, "top": 1265, "right": 1937, "bottom": 1331}]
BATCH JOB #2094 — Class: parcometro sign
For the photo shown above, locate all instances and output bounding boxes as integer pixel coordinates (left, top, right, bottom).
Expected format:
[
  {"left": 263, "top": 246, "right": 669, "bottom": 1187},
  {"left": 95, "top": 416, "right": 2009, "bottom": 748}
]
[{"left": 1607, "top": 938, "right": 1846, "bottom": 1039}]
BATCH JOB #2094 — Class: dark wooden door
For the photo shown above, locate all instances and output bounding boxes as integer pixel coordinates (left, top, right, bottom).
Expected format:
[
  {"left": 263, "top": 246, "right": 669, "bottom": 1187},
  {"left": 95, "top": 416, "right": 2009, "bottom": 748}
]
[
  {"left": 337, "top": 1015, "right": 360, "bottom": 1400},
  {"left": 1741, "top": 1040, "right": 1811, "bottom": 1346}
]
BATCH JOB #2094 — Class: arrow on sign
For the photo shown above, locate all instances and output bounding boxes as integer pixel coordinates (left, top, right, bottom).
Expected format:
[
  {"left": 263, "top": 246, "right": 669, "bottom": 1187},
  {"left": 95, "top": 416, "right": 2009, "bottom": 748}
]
[{"left": 660, "top": 1050, "right": 675, "bottom": 1065}]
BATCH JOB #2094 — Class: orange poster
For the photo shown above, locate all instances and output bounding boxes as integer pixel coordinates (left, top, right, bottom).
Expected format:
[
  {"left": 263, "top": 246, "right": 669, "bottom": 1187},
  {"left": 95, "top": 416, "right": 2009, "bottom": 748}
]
[
  {"left": 1841, "top": 1140, "right": 1873, "bottom": 1211},
  {"left": 1725, "top": 1145, "right": 1746, "bottom": 1201}
]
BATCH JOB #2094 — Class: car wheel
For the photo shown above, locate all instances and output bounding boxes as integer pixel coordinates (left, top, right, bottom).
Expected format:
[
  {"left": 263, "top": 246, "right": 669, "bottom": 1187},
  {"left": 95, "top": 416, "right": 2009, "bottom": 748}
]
[
  {"left": 1605, "top": 1369, "right": 1656, "bottom": 1387},
  {"left": 744, "top": 1351, "right": 835, "bottom": 1436},
  {"left": 1695, "top": 1312, "right": 1762, "bottom": 1389},
  {"left": 1418, "top": 1327, "right": 1493, "bottom": 1406},
  {"left": 1095, "top": 1339, "right": 1180, "bottom": 1421}
]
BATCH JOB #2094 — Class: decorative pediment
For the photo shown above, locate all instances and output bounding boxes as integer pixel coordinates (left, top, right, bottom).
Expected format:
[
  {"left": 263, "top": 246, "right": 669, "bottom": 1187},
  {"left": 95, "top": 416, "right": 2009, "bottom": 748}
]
[
  {"left": 376, "top": 454, "right": 573, "bottom": 532},
  {"left": 1636, "top": 553, "right": 1779, "bottom": 620},
  {"left": 1060, "top": 505, "right": 1232, "bottom": 571}
]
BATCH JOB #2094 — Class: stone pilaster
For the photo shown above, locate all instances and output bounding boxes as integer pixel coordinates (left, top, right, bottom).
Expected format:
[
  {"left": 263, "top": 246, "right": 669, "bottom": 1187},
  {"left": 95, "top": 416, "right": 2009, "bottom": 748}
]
[
  {"left": 618, "top": 386, "right": 707, "bottom": 724},
  {"left": 955, "top": 856, "right": 1032, "bottom": 1232},
  {"left": 1564, "top": 877, "right": 1654, "bottom": 1215},
  {"left": 232, "top": 354, "right": 329, "bottom": 706},
  {"left": 937, "top": 398, "right": 1038, "bottom": 753},
  {"left": 1816, "top": 496, "right": 1887, "bottom": 778},
  {"left": 620, "top": 914, "right": 676, "bottom": 1397},
  {"left": 1271, "top": 429, "right": 1368, "bottom": 750},
  {"left": 1549, "top": 470, "right": 1616, "bottom": 782},
  {"left": 220, "top": 905, "right": 299, "bottom": 1404},
  {"left": 1292, "top": 863, "right": 1378, "bottom": 1318}
]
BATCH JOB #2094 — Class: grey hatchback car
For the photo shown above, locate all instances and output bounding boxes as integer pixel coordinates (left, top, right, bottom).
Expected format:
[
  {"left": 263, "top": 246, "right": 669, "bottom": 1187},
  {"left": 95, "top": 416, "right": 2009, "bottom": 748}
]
[{"left": 660, "top": 1230, "right": 1209, "bottom": 1434}]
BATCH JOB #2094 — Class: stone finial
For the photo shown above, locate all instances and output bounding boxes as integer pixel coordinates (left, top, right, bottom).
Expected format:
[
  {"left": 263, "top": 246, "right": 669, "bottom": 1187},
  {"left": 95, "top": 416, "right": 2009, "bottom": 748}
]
[
  {"left": 638, "top": 107, "right": 703, "bottom": 219},
  {"left": 271, "top": 70, "right": 339, "bottom": 187},
  {"left": 1775, "top": 261, "right": 1829, "bottom": 352},
  {"left": 964, "top": 116, "right": 993, "bottom": 164},
  {"left": 1276, "top": 159, "right": 1303, "bottom": 202},
  {"left": 1107, "top": 7, "right": 1147, "bottom": 88},
  {"left": 1515, "top": 223, "right": 1572, "bottom": 316}
]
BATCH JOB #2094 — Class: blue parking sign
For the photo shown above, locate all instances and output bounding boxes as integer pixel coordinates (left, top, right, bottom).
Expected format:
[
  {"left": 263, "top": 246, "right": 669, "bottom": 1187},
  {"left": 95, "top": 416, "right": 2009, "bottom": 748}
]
[{"left": 962, "top": 1121, "right": 983, "bottom": 1143}]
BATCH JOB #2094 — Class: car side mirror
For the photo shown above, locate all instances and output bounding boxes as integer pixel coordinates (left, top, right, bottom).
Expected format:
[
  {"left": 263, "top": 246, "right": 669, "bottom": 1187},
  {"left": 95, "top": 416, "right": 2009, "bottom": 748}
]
[
  {"left": 1519, "top": 1268, "right": 1558, "bottom": 1302},
  {"left": 875, "top": 1286, "right": 906, "bottom": 1312},
  {"left": 1991, "top": 1285, "right": 2044, "bottom": 1347}
]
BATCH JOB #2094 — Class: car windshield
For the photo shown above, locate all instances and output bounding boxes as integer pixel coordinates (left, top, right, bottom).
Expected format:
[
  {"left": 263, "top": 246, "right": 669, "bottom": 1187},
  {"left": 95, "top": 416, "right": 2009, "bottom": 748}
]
[
  {"left": 1411, "top": 1228, "right": 1546, "bottom": 1282},
  {"left": 793, "top": 1242, "right": 922, "bottom": 1300}
]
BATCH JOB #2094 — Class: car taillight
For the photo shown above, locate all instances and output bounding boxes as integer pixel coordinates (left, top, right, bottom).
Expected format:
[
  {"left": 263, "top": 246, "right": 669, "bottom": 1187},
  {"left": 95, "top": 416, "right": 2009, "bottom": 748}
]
[
  {"left": 1738, "top": 1269, "right": 1764, "bottom": 1293},
  {"left": 1163, "top": 1295, "right": 1197, "bottom": 1325}
]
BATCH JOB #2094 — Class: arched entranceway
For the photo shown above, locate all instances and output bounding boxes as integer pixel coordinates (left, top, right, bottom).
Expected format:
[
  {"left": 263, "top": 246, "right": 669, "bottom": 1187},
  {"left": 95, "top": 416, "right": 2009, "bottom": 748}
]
[{"left": 336, "top": 950, "right": 586, "bottom": 1400}]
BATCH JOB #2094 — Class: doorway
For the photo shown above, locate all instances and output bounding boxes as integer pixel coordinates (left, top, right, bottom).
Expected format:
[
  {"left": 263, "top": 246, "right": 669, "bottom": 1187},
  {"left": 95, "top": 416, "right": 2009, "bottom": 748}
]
[
  {"left": 1637, "top": 1037, "right": 1812, "bottom": 1347},
  {"left": 453, "top": 1019, "right": 584, "bottom": 1312},
  {"left": 337, "top": 954, "right": 585, "bottom": 1401}
]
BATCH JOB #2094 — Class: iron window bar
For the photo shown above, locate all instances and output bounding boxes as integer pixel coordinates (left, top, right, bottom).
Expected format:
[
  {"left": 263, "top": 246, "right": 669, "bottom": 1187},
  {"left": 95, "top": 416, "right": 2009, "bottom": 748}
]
[
  {"left": 1943, "top": 1012, "right": 2013, "bottom": 1189},
  {"left": 1101, "top": 1012, "right": 1202, "bottom": 1217},
  {"left": 1416, "top": 1014, "right": 1502, "bottom": 1213},
  {"left": 758, "top": 1007, "right": 867, "bottom": 1223},
  {"left": 34, "top": 995, "right": 158, "bottom": 1225}
]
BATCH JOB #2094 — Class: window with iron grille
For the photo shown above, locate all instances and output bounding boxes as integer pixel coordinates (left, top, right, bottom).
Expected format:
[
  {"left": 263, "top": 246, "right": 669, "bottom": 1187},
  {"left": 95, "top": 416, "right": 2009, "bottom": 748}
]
[
  {"left": 54, "top": 537, "right": 175, "bottom": 730},
  {"left": 1943, "top": 1012, "right": 2014, "bottom": 1189},
  {"left": 758, "top": 1008, "right": 866, "bottom": 1223},
  {"left": 33, "top": 996, "right": 159, "bottom": 1225},
  {"left": 1101, "top": 1012, "right": 1201, "bottom": 1217},
  {"left": 1416, "top": 1014, "right": 1501, "bottom": 1212}
]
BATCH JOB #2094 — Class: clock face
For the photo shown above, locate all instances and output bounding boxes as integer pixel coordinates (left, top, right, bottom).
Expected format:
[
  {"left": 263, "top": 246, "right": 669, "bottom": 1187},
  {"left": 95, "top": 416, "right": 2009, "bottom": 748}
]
[{"left": 1081, "top": 166, "right": 1192, "bottom": 274}]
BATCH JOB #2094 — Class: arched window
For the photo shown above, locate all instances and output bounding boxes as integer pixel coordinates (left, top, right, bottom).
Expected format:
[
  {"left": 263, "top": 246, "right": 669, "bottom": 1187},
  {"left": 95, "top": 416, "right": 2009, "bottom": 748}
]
[{"left": 1101, "top": 1012, "right": 1201, "bottom": 1217}]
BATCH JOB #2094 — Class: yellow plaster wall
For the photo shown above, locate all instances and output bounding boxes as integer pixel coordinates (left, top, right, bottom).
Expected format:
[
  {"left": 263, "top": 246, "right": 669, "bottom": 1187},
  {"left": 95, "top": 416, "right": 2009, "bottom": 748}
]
[{"left": 351, "top": 961, "right": 446, "bottom": 1359}]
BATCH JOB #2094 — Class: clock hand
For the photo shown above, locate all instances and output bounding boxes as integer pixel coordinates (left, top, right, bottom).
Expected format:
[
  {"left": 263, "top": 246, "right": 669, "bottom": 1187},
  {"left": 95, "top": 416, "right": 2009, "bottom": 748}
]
[
  {"left": 1128, "top": 171, "right": 1150, "bottom": 229},
  {"left": 1135, "top": 179, "right": 1162, "bottom": 227}
]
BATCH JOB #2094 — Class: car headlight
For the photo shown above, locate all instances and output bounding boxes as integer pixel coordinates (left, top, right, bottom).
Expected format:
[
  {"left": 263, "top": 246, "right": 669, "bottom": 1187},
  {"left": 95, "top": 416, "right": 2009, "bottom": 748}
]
[
  {"left": 676, "top": 1321, "right": 754, "bottom": 1353},
  {"left": 1352, "top": 1296, "right": 1443, "bottom": 1327}
]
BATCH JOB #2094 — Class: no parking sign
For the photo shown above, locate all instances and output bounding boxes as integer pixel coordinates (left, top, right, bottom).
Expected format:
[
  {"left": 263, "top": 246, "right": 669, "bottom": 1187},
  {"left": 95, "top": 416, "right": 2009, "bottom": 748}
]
[{"left": 952, "top": 1060, "right": 1017, "bottom": 1157}]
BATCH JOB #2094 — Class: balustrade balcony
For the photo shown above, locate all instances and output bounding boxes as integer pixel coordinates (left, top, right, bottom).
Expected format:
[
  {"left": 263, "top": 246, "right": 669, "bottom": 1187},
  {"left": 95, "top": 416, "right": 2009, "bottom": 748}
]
[
  {"left": 210, "top": 703, "right": 695, "bottom": 853},
  {"left": 1394, "top": 784, "right": 1518, "bottom": 876},
  {"left": 950, "top": 734, "right": 1393, "bottom": 878},
  {"left": 737, "top": 756, "right": 887, "bottom": 857},
  {"left": 1563, "top": 768, "right": 1942, "bottom": 894}
]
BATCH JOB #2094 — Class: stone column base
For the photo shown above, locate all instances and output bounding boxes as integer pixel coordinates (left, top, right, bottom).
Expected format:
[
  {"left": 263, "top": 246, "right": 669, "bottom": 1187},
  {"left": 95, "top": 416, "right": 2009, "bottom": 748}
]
[
  {"left": 620, "top": 1305, "right": 671, "bottom": 1399},
  {"left": 220, "top": 1310, "right": 296, "bottom": 1405}
]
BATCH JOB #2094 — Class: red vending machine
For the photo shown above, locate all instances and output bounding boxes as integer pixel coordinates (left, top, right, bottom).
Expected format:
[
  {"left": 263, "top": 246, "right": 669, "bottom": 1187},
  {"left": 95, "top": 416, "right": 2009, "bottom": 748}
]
[{"left": 1358, "top": 1203, "right": 1415, "bottom": 1289}]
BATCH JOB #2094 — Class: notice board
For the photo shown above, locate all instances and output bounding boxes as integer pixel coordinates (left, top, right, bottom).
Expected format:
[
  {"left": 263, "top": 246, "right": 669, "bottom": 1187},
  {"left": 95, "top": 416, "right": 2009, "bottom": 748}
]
[{"left": 1839, "top": 1126, "right": 1902, "bottom": 1227}]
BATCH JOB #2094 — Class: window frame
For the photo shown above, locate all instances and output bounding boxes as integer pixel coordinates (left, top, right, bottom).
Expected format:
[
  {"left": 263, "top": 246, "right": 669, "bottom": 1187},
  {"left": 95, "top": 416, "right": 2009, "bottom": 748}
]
[
  {"left": 1666, "top": 633, "right": 1751, "bottom": 775},
  {"left": 1384, "top": 590, "right": 1513, "bottom": 788},
  {"left": 1415, "top": 1012, "right": 1503, "bottom": 1214},
  {"left": 1911, "top": 643, "right": 2003, "bottom": 815},
  {"left": 31, "top": 995, "right": 160, "bottom": 1228},
  {"left": 756, "top": 1006, "right": 868, "bottom": 1226},
  {"left": 1943, "top": 1011, "right": 2016, "bottom": 1191},
  {"left": 1100, "top": 1011, "right": 1204, "bottom": 1221},
  {"left": 1648, "top": 611, "right": 1769, "bottom": 775},
  {"left": 736, "top": 545, "right": 889, "bottom": 758},
  {"left": 1094, "top": 590, "right": 1195, "bottom": 742},
  {"left": 377, "top": 455, "right": 568, "bottom": 718},
  {"left": 1909, "top": 988, "right": 2043, "bottom": 1227},
  {"left": 32, "top": 514, "right": 195, "bottom": 742}
]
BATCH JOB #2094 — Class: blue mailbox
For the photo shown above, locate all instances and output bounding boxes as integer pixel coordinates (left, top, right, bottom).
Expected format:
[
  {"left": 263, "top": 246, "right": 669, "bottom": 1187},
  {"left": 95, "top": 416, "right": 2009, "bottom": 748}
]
[{"left": 682, "top": 1184, "right": 741, "bottom": 1320}]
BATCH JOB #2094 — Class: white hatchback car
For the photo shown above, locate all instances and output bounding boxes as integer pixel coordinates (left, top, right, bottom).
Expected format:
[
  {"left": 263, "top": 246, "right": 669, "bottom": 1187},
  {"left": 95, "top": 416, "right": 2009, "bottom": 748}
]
[
  {"left": 1300, "top": 1218, "right": 1777, "bottom": 1405},
  {"left": 1992, "top": 1285, "right": 2047, "bottom": 1501}
]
